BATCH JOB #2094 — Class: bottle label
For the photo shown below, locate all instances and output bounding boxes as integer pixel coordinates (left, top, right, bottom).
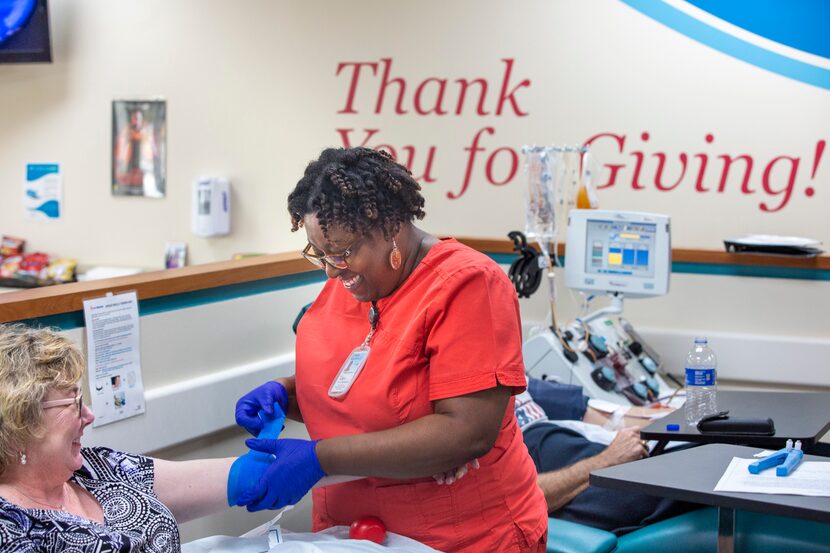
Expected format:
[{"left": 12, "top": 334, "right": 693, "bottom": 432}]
[{"left": 685, "top": 367, "right": 716, "bottom": 386}]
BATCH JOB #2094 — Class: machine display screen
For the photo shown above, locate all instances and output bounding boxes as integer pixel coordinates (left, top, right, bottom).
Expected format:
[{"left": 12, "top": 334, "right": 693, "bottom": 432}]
[{"left": 584, "top": 219, "right": 657, "bottom": 278}]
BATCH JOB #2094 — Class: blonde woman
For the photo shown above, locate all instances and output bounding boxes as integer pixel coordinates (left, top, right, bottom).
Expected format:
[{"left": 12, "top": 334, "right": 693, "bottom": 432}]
[{"left": 0, "top": 324, "right": 235, "bottom": 552}]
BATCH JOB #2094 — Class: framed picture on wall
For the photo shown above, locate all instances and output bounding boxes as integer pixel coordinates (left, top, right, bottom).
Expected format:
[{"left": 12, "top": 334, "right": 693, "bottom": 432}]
[{"left": 111, "top": 99, "right": 167, "bottom": 198}]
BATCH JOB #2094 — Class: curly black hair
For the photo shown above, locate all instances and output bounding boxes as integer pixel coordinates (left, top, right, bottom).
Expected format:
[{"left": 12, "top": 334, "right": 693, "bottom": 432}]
[{"left": 287, "top": 147, "right": 426, "bottom": 239}]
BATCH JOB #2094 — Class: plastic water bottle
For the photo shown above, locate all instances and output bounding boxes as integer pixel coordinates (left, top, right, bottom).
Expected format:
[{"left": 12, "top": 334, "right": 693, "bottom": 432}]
[{"left": 684, "top": 337, "right": 718, "bottom": 425}]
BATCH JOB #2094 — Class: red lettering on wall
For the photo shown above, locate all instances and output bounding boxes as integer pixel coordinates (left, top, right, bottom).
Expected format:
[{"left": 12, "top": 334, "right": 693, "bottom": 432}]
[
  {"left": 334, "top": 58, "right": 530, "bottom": 117},
  {"left": 693, "top": 133, "right": 715, "bottom": 192},
  {"left": 333, "top": 57, "right": 820, "bottom": 214},
  {"left": 336, "top": 62, "right": 378, "bottom": 114},
  {"left": 806, "top": 139, "right": 825, "bottom": 198},
  {"left": 376, "top": 58, "right": 408, "bottom": 115},
  {"left": 400, "top": 145, "right": 437, "bottom": 183},
  {"left": 716, "top": 155, "right": 753, "bottom": 194},
  {"left": 654, "top": 152, "right": 688, "bottom": 191},
  {"left": 485, "top": 147, "right": 519, "bottom": 185},
  {"left": 630, "top": 132, "right": 650, "bottom": 190},
  {"left": 630, "top": 151, "right": 647, "bottom": 190},
  {"left": 454, "top": 78, "right": 489, "bottom": 116},
  {"left": 336, "top": 128, "right": 380, "bottom": 148},
  {"left": 761, "top": 156, "right": 799, "bottom": 212},
  {"left": 414, "top": 78, "right": 448, "bottom": 115},
  {"left": 584, "top": 132, "right": 626, "bottom": 189},
  {"left": 495, "top": 59, "right": 531, "bottom": 117},
  {"left": 453, "top": 127, "right": 494, "bottom": 199},
  {"left": 335, "top": 129, "right": 436, "bottom": 183},
  {"left": 583, "top": 131, "right": 818, "bottom": 212}
]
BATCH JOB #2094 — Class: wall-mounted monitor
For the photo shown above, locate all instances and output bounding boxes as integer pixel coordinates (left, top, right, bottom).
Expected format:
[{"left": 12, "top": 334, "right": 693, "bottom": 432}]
[
  {"left": 0, "top": 0, "right": 52, "bottom": 64},
  {"left": 565, "top": 209, "right": 671, "bottom": 299}
]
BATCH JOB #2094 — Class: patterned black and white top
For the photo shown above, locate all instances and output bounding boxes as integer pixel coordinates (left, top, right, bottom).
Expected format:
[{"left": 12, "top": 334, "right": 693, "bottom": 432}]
[{"left": 0, "top": 447, "right": 180, "bottom": 552}]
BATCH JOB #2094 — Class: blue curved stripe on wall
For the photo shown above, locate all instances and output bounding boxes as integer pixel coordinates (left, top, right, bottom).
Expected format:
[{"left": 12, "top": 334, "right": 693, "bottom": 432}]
[
  {"left": 687, "top": 0, "right": 830, "bottom": 59},
  {"left": 619, "top": 0, "right": 830, "bottom": 90}
]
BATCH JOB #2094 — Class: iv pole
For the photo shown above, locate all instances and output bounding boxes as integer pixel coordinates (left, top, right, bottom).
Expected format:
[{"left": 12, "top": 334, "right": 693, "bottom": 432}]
[{"left": 521, "top": 144, "right": 592, "bottom": 356}]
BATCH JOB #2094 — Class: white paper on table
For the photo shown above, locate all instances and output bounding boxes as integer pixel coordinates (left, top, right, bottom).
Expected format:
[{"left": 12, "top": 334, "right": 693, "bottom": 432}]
[
  {"left": 754, "top": 450, "right": 777, "bottom": 458},
  {"left": 83, "top": 291, "right": 146, "bottom": 427},
  {"left": 727, "top": 235, "right": 821, "bottom": 247},
  {"left": 78, "top": 266, "right": 143, "bottom": 281},
  {"left": 714, "top": 456, "right": 830, "bottom": 496},
  {"left": 587, "top": 398, "right": 626, "bottom": 415},
  {"left": 549, "top": 420, "right": 616, "bottom": 445}
]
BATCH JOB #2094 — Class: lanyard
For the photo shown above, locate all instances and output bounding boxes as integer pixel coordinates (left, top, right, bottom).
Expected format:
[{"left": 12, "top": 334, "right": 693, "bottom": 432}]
[
  {"left": 364, "top": 301, "right": 379, "bottom": 345},
  {"left": 328, "top": 301, "right": 379, "bottom": 399}
]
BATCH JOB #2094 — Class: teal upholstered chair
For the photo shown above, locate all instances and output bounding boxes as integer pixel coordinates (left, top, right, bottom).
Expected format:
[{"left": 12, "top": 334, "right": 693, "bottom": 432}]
[
  {"left": 546, "top": 517, "right": 617, "bottom": 553},
  {"left": 614, "top": 508, "right": 716, "bottom": 553},
  {"left": 547, "top": 508, "right": 830, "bottom": 553},
  {"left": 546, "top": 510, "right": 717, "bottom": 553},
  {"left": 736, "top": 510, "right": 830, "bottom": 553}
]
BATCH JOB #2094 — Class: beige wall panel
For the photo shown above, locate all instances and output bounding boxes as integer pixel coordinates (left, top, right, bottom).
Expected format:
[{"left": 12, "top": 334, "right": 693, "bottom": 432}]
[{"left": 0, "top": 0, "right": 825, "bottom": 267}]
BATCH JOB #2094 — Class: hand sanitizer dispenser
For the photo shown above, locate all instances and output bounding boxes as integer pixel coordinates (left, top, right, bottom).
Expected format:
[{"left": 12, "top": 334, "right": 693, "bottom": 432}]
[{"left": 192, "top": 177, "right": 231, "bottom": 237}]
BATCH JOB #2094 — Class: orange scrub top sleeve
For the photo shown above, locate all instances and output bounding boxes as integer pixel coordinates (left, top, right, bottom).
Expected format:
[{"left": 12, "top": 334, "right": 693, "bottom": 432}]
[{"left": 424, "top": 265, "right": 527, "bottom": 401}]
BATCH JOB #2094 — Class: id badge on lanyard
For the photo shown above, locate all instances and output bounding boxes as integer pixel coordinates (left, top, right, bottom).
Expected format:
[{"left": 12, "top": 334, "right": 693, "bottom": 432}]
[
  {"left": 328, "top": 344, "right": 370, "bottom": 398},
  {"left": 328, "top": 302, "right": 378, "bottom": 399}
]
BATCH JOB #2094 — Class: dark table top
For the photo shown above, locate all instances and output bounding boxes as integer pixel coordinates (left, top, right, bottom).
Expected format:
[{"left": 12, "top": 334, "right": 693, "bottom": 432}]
[
  {"left": 590, "top": 443, "right": 830, "bottom": 524},
  {"left": 641, "top": 390, "right": 830, "bottom": 450}
]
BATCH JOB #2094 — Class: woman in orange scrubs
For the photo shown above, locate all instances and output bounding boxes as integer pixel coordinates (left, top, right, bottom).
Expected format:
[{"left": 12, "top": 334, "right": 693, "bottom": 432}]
[{"left": 235, "top": 147, "right": 548, "bottom": 552}]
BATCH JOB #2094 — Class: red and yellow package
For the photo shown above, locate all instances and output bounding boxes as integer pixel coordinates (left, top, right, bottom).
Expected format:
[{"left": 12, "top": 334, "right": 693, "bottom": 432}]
[
  {"left": 18, "top": 253, "right": 50, "bottom": 280},
  {"left": 47, "top": 259, "right": 77, "bottom": 283},
  {"left": 0, "top": 256, "right": 22, "bottom": 278},
  {"left": 0, "top": 236, "right": 25, "bottom": 257}
]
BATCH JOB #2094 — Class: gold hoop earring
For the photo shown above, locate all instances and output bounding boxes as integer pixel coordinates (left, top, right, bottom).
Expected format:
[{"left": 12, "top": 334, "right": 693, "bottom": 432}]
[
  {"left": 389, "top": 238, "right": 402, "bottom": 270},
  {"left": 20, "top": 452, "right": 27, "bottom": 465}
]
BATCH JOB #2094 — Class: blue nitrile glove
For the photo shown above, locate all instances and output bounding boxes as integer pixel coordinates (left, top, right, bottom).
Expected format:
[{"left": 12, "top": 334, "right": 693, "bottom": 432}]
[
  {"left": 238, "top": 438, "right": 326, "bottom": 512},
  {"left": 227, "top": 404, "right": 286, "bottom": 507},
  {"left": 235, "top": 381, "right": 289, "bottom": 436}
]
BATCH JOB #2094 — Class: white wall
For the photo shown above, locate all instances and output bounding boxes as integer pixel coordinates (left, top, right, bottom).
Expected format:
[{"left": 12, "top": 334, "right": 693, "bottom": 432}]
[
  {"left": 2, "top": 0, "right": 827, "bottom": 352},
  {"left": 1, "top": 0, "right": 826, "bottom": 268},
  {"left": 2, "top": 0, "right": 827, "bottom": 345},
  {"left": 3, "top": 0, "right": 827, "bottom": 350}
]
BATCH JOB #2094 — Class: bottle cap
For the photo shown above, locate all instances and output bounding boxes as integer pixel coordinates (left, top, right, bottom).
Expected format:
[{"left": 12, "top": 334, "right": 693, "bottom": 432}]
[{"left": 666, "top": 424, "right": 680, "bottom": 431}]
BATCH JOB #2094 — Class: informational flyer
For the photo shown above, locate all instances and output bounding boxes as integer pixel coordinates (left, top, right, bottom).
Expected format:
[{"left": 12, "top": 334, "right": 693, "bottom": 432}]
[
  {"left": 83, "top": 291, "right": 146, "bottom": 427},
  {"left": 24, "top": 163, "right": 62, "bottom": 220}
]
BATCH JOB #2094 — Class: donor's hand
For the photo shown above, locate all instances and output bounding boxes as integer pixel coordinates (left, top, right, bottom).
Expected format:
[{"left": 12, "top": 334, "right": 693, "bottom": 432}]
[
  {"left": 238, "top": 438, "right": 326, "bottom": 511},
  {"left": 433, "top": 458, "right": 480, "bottom": 485}
]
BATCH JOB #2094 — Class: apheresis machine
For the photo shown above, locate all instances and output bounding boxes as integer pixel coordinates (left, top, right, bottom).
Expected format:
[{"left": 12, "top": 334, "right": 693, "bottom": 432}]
[{"left": 517, "top": 146, "right": 680, "bottom": 407}]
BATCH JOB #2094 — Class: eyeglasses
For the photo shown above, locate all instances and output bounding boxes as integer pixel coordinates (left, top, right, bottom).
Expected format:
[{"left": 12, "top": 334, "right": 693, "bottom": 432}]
[
  {"left": 42, "top": 392, "right": 84, "bottom": 418},
  {"left": 301, "top": 240, "right": 356, "bottom": 270}
]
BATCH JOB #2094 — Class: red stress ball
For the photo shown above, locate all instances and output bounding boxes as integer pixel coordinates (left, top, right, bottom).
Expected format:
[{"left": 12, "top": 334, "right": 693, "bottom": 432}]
[{"left": 349, "top": 516, "right": 387, "bottom": 545}]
